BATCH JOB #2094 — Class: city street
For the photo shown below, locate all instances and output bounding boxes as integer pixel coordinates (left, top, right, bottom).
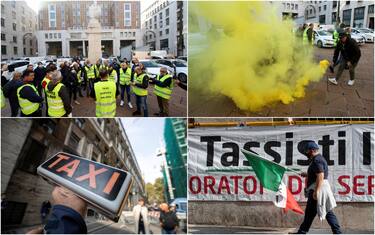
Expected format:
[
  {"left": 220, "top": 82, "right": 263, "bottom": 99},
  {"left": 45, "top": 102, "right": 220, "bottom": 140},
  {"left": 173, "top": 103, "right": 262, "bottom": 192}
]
[
  {"left": 189, "top": 43, "right": 374, "bottom": 117},
  {"left": 188, "top": 224, "right": 374, "bottom": 234},
  {"left": 1, "top": 83, "right": 187, "bottom": 117}
]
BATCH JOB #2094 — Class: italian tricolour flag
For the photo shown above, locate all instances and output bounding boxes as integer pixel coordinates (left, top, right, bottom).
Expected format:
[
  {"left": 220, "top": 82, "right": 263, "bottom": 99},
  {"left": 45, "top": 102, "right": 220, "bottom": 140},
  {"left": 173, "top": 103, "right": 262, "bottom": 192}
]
[{"left": 241, "top": 149, "right": 304, "bottom": 215}]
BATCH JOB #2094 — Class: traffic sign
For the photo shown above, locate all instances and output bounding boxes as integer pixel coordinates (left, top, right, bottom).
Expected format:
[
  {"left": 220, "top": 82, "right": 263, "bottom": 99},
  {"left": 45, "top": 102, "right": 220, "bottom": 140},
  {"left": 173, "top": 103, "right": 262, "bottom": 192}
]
[{"left": 37, "top": 152, "right": 133, "bottom": 222}]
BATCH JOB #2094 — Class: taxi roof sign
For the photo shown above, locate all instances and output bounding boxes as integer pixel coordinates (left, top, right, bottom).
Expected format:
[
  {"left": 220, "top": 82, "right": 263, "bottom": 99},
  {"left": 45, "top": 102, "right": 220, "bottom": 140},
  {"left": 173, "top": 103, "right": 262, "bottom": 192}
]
[{"left": 37, "top": 152, "right": 133, "bottom": 222}]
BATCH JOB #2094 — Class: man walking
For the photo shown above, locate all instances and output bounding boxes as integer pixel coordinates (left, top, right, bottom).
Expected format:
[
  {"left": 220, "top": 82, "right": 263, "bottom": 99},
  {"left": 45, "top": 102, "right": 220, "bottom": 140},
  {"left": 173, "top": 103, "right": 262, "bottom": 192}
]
[
  {"left": 132, "top": 198, "right": 150, "bottom": 234},
  {"left": 294, "top": 141, "right": 342, "bottom": 234},
  {"left": 329, "top": 32, "right": 361, "bottom": 86},
  {"left": 159, "top": 203, "right": 179, "bottom": 234}
]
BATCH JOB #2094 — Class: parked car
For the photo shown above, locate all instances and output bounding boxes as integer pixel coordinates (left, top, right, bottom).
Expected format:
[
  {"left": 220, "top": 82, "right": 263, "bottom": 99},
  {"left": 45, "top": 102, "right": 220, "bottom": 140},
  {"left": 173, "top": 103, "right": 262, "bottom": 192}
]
[
  {"left": 139, "top": 59, "right": 174, "bottom": 79},
  {"left": 313, "top": 30, "right": 335, "bottom": 48},
  {"left": 155, "top": 59, "right": 188, "bottom": 85},
  {"left": 177, "top": 56, "right": 187, "bottom": 62},
  {"left": 170, "top": 198, "right": 187, "bottom": 232},
  {"left": 7, "top": 60, "right": 34, "bottom": 72},
  {"left": 352, "top": 28, "right": 374, "bottom": 43},
  {"left": 350, "top": 33, "right": 366, "bottom": 45}
]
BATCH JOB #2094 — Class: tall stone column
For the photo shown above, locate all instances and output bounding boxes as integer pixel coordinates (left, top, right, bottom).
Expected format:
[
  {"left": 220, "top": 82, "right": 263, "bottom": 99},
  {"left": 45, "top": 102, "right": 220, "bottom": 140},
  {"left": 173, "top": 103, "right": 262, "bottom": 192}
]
[{"left": 86, "top": 1, "right": 102, "bottom": 63}]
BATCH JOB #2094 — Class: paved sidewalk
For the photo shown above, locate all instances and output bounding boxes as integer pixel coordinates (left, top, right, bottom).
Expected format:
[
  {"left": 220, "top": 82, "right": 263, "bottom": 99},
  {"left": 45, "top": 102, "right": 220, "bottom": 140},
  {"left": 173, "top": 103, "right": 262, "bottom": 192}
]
[
  {"left": 189, "top": 44, "right": 374, "bottom": 117},
  {"left": 188, "top": 224, "right": 374, "bottom": 234}
]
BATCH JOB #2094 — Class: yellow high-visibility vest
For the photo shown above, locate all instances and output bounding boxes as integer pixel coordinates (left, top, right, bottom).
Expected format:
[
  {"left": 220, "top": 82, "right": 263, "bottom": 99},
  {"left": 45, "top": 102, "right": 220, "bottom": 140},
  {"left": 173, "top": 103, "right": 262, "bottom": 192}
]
[
  {"left": 94, "top": 80, "right": 117, "bottom": 117},
  {"left": 46, "top": 83, "right": 66, "bottom": 117},
  {"left": 17, "top": 84, "right": 40, "bottom": 115},
  {"left": 132, "top": 73, "right": 148, "bottom": 96},
  {"left": 154, "top": 74, "right": 173, "bottom": 100}
]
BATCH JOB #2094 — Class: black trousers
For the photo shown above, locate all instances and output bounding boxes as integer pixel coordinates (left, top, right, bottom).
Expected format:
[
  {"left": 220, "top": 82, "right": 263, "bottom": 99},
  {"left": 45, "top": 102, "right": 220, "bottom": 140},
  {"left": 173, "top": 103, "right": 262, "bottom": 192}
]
[{"left": 298, "top": 192, "right": 342, "bottom": 234}]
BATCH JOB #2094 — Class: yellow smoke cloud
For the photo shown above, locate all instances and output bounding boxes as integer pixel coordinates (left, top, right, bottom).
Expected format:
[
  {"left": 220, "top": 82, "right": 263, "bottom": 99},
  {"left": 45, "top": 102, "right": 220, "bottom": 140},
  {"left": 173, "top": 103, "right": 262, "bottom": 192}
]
[{"left": 189, "top": 1, "right": 329, "bottom": 111}]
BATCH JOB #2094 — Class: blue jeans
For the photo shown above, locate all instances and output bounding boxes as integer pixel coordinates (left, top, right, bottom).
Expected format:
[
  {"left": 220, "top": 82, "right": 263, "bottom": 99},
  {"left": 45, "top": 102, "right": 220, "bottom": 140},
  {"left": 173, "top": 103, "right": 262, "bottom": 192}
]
[
  {"left": 298, "top": 192, "right": 341, "bottom": 234},
  {"left": 135, "top": 95, "right": 148, "bottom": 117},
  {"left": 162, "top": 228, "right": 176, "bottom": 234},
  {"left": 120, "top": 84, "right": 131, "bottom": 103}
]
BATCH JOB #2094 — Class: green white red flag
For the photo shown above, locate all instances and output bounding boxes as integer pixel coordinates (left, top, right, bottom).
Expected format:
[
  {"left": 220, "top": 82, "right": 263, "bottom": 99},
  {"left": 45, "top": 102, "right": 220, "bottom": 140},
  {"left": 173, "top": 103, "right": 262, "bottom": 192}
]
[{"left": 242, "top": 149, "right": 304, "bottom": 215}]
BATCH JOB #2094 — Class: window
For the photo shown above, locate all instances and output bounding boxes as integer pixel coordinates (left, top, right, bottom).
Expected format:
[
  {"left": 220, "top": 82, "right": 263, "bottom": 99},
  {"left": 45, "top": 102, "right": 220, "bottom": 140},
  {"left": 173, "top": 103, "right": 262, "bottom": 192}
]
[
  {"left": 160, "top": 30, "right": 162, "bottom": 36},
  {"left": 295, "top": 4, "right": 298, "bottom": 10},
  {"left": 69, "top": 132, "right": 81, "bottom": 151},
  {"left": 1, "top": 18, "right": 4, "bottom": 27},
  {"left": 159, "top": 12, "right": 162, "bottom": 20},
  {"left": 342, "top": 9, "right": 352, "bottom": 26},
  {"left": 23, "top": 47, "right": 26, "bottom": 55},
  {"left": 48, "top": 4, "right": 56, "bottom": 28},
  {"left": 324, "top": 5, "right": 327, "bottom": 11},
  {"left": 3, "top": 201, "right": 28, "bottom": 225},
  {"left": 61, "top": 5, "right": 65, "bottom": 29},
  {"left": 1, "top": 33, "right": 5, "bottom": 41},
  {"left": 124, "top": 3, "right": 131, "bottom": 26},
  {"left": 11, "top": 0, "right": 15, "bottom": 8},
  {"left": 319, "top": 6, "right": 321, "bottom": 12},
  {"left": 166, "top": 8, "right": 169, "bottom": 16},
  {"left": 12, "top": 11, "right": 16, "bottom": 20},
  {"left": 354, "top": 7, "right": 365, "bottom": 28},
  {"left": 14, "top": 36, "right": 18, "bottom": 43},
  {"left": 332, "top": 12, "right": 337, "bottom": 23},
  {"left": 14, "top": 47, "right": 17, "bottom": 54},
  {"left": 333, "top": 1, "right": 337, "bottom": 8},
  {"left": 13, "top": 23, "right": 16, "bottom": 31},
  {"left": 154, "top": 23, "right": 157, "bottom": 29},
  {"left": 45, "top": 33, "right": 48, "bottom": 39},
  {"left": 17, "top": 138, "right": 46, "bottom": 174},
  {"left": 165, "top": 28, "right": 169, "bottom": 34},
  {"left": 1, "top": 4, "right": 4, "bottom": 14},
  {"left": 166, "top": 18, "right": 169, "bottom": 26},
  {"left": 369, "top": 5, "right": 374, "bottom": 14},
  {"left": 345, "top": 1, "right": 350, "bottom": 5},
  {"left": 1, "top": 45, "right": 6, "bottom": 55}
]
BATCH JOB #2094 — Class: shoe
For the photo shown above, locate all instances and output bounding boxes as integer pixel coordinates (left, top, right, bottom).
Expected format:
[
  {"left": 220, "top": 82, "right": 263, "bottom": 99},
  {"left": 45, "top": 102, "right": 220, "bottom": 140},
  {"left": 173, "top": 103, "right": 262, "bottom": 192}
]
[
  {"left": 132, "top": 111, "right": 141, "bottom": 116},
  {"left": 120, "top": 100, "right": 124, "bottom": 107},
  {"left": 74, "top": 100, "right": 80, "bottom": 105},
  {"left": 347, "top": 80, "right": 355, "bottom": 86},
  {"left": 128, "top": 102, "right": 133, "bottom": 109},
  {"left": 328, "top": 78, "right": 338, "bottom": 85}
]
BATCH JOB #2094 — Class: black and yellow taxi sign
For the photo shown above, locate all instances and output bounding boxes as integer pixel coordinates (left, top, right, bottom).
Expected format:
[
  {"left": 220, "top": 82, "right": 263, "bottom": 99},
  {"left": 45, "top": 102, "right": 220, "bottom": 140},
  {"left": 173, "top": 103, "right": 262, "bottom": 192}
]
[{"left": 37, "top": 152, "right": 133, "bottom": 222}]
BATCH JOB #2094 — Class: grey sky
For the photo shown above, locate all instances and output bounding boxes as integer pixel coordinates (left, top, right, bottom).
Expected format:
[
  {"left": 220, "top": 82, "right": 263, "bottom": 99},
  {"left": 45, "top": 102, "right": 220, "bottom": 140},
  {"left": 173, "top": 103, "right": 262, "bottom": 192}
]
[{"left": 121, "top": 118, "right": 165, "bottom": 184}]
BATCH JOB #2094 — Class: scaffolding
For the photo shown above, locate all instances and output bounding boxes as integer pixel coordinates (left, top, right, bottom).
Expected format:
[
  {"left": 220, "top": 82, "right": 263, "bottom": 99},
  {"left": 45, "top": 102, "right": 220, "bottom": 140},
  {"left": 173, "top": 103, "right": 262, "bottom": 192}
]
[{"left": 162, "top": 118, "right": 187, "bottom": 202}]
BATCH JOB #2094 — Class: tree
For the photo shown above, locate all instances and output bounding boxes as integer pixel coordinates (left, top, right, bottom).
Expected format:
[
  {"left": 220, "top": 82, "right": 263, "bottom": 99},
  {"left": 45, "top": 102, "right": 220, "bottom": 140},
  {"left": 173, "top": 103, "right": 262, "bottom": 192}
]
[{"left": 145, "top": 177, "right": 165, "bottom": 204}]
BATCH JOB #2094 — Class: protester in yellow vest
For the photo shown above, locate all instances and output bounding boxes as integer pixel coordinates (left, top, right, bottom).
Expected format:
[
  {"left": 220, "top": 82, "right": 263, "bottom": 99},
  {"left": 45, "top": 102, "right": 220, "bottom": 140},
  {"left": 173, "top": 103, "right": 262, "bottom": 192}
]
[
  {"left": 119, "top": 62, "right": 133, "bottom": 108},
  {"left": 84, "top": 59, "right": 97, "bottom": 98},
  {"left": 94, "top": 69, "right": 117, "bottom": 117},
  {"left": 303, "top": 23, "right": 314, "bottom": 45},
  {"left": 99, "top": 60, "right": 109, "bottom": 72},
  {"left": 45, "top": 70, "right": 72, "bottom": 117},
  {"left": 17, "top": 70, "right": 43, "bottom": 117},
  {"left": 94, "top": 59, "right": 102, "bottom": 80},
  {"left": 132, "top": 66, "right": 149, "bottom": 117},
  {"left": 1, "top": 88, "right": 6, "bottom": 109},
  {"left": 41, "top": 63, "right": 58, "bottom": 116},
  {"left": 152, "top": 67, "right": 173, "bottom": 117},
  {"left": 107, "top": 65, "right": 118, "bottom": 83}
]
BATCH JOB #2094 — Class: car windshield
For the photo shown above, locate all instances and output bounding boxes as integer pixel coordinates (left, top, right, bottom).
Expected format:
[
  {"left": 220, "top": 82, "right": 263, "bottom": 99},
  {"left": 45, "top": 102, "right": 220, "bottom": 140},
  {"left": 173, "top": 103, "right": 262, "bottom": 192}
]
[
  {"left": 358, "top": 29, "right": 372, "bottom": 33},
  {"left": 318, "top": 30, "right": 331, "bottom": 36},
  {"left": 173, "top": 60, "right": 187, "bottom": 67},
  {"left": 141, "top": 61, "right": 160, "bottom": 68}
]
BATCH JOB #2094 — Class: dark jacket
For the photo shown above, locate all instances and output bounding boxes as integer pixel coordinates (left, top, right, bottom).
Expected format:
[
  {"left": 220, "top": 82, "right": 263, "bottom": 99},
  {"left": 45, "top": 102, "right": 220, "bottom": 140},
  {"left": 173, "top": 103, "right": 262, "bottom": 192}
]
[
  {"left": 3, "top": 79, "right": 23, "bottom": 104},
  {"left": 44, "top": 205, "right": 87, "bottom": 234},
  {"left": 34, "top": 66, "right": 47, "bottom": 87},
  {"left": 153, "top": 75, "right": 172, "bottom": 88},
  {"left": 19, "top": 83, "right": 44, "bottom": 103},
  {"left": 333, "top": 38, "right": 361, "bottom": 64},
  {"left": 46, "top": 81, "right": 72, "bottom": 116}
]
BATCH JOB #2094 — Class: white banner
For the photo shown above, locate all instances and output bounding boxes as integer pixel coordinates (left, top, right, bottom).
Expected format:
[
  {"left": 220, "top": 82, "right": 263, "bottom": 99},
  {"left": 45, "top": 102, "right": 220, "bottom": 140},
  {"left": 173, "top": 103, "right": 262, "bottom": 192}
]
[{"left": 188, "top": 124, "right": 374, "bottom": 202}]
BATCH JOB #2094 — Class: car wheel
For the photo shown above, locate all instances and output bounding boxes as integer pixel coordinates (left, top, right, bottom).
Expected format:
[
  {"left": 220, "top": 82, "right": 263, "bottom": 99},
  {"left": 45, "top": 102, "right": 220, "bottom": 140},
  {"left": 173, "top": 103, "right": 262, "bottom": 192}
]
[
  {"left": 178, "top": 73, "right": 187, "bottom": 84},
  {"left": 317, "top": 40, "right": 323, "bottom": 48}
]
